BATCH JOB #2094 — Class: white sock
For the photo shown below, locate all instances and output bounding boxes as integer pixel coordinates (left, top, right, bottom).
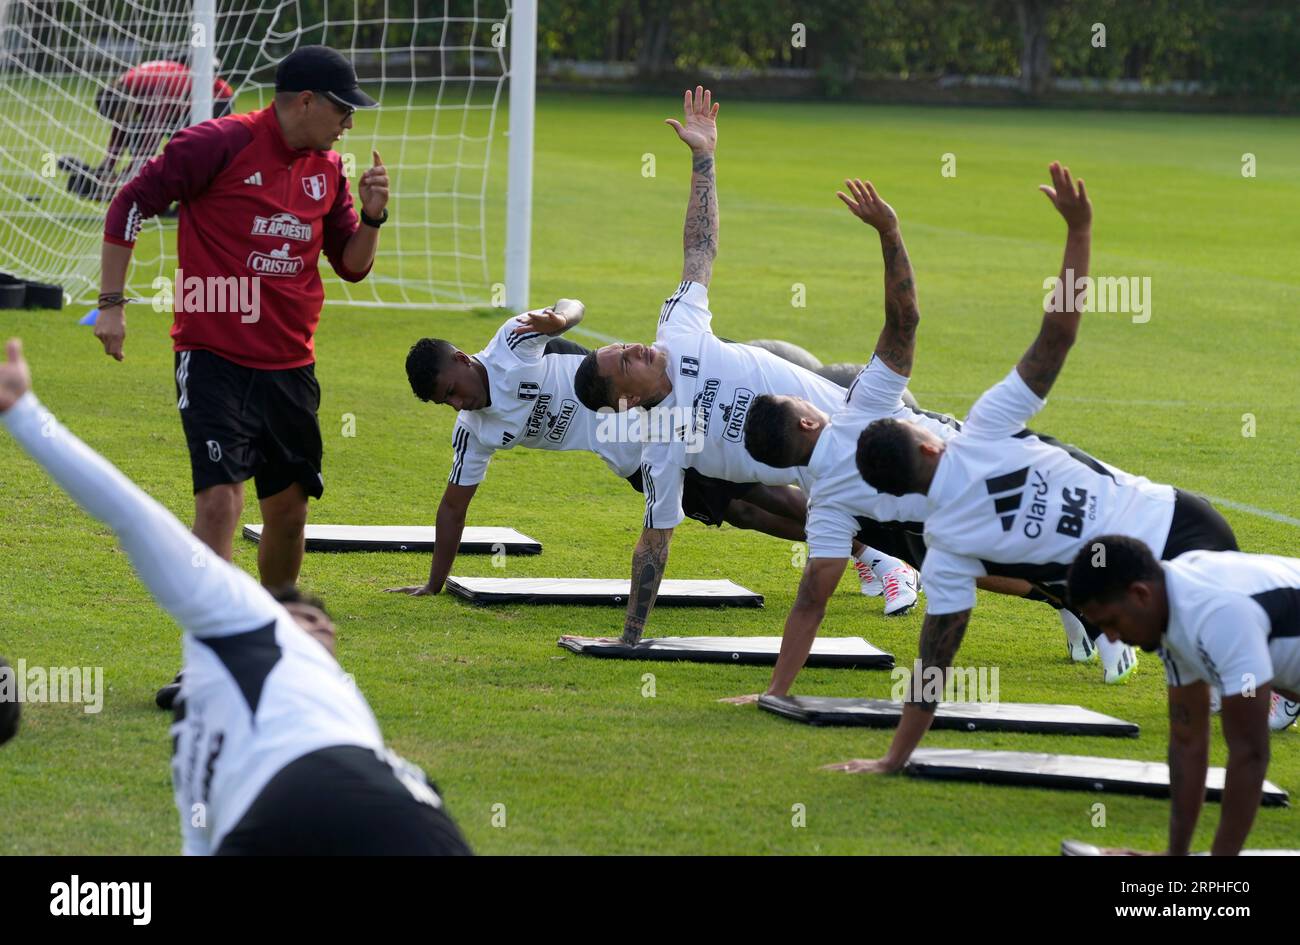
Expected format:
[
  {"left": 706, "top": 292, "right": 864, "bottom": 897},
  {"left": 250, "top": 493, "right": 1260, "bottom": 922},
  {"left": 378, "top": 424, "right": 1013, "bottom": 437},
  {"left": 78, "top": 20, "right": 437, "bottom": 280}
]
[
  {"left": 1058, "top": 608, "right": 1088, "bottom": 645},
  {"left": 1095, "top": 633, "right": 1129, "bottom": 670},
  {"left": 858, "top": 547, "right": 904, "bottom": 573}
]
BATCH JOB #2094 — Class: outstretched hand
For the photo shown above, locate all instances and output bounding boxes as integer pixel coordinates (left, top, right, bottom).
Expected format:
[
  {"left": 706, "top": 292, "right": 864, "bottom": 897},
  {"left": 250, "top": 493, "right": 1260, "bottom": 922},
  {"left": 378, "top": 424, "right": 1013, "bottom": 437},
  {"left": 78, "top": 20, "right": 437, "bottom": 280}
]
[
  {"left": 1038, "top": 161, "right": 1090, "bottom": 230},
  {"left": 665, "top": 86, "right": 718, "bottom": 154},
  {"left": 820, "top": 756, "right": 902, "bottom": 775},
  {"left": 836, "top": 178, "right": 898, "bottom": 233},
  {"left": 0, "top": 338, "right": 32, "bottom": 413},
  {"left": 511, "top": 308, "right": 564, "bottom": 335}
]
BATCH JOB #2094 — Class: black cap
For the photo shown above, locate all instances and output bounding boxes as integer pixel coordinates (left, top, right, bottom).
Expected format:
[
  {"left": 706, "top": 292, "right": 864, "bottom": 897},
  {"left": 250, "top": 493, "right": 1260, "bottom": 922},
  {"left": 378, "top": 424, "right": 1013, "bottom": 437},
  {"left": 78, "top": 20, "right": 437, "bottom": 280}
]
[{"left": 275, "top": 45, "right": 378, "bottom": 110}]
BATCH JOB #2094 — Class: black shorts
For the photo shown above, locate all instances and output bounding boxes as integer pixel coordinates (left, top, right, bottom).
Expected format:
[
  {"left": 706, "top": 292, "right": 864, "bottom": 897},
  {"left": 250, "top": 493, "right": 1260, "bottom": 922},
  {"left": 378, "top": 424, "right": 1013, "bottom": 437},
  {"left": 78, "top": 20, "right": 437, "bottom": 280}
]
[
  {"left": 626, "top": 468, "right": 756, "bottom": 528},
  {"left": 175, "top": 349, "right": 324, "bottom": 501},
  {"left": 852, "top": 518, "right": 927, "bottom": 569},
  {"left": 1160, "top": 489, "right": 1238, "bottom": 558},
  {"left": 215, "top": 745, "right": 472, "bottom": 856}
]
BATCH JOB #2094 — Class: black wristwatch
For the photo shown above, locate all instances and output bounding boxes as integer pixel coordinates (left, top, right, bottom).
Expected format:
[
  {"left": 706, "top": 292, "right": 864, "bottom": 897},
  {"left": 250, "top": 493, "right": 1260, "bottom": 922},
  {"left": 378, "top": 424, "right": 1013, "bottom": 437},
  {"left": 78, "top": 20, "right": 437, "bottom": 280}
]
[{"left": 360, "top": 207, "right": 388, "bottom": 228}]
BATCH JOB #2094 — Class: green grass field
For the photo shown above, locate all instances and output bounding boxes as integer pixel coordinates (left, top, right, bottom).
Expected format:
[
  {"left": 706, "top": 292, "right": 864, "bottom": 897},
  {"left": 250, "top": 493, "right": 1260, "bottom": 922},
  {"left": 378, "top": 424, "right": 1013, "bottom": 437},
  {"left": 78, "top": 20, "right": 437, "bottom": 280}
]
[{"left": 1, "top": 91, "right": 1297, "bottom": 855}]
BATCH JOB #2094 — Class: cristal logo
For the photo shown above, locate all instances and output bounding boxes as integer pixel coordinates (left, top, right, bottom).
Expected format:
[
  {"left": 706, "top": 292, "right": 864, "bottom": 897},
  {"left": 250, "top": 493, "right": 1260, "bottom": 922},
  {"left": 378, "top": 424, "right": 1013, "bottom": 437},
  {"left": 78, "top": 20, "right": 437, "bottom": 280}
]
[
  {"left": 545, "top": 398, "right": 578, "bottom": 443},
  {"left": 251, "top": 212, "right": 312, "bottom": 242},
  {"left": 721, "top": 388, "right": 753, "bottom": 442},
  {"left": 247, "top": 243, "right": 304, "bottom": 277}
]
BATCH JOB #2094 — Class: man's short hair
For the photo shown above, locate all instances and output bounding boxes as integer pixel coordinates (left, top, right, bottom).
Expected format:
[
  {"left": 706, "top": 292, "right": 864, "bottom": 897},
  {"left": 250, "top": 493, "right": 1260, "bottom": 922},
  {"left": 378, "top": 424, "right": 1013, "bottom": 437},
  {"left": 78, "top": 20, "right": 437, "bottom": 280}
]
[
  {"left": 574, "top": 351, "right": 614, "bottom": 411},
  {"left": 743, "top": 395, "right": 803, "bottom": 468},
  {"left": 405, "top": 338, "right": 457, "bottom": 402},
  {"left": 855, "top": 418, "right": 920, "bottom": 496},
  {"left": 1066, "top": 535, "right": 1162, "bottom": 610},
  {"left": 0, "top": 656, "right": 20, "bottom": 746},
  {"left": 269, "top": 585, "right": 332, "bottom": 620}
]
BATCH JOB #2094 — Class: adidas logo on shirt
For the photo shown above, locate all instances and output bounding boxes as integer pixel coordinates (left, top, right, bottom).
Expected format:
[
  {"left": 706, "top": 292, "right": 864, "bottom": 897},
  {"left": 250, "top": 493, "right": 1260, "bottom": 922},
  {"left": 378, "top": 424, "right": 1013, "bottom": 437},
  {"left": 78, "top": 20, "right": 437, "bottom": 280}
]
[
  {"left": 984, "top": 466, "right": 1030, "bottom": 532},
  {"left": 244, "top": 172, "right": 263, "bottom": 186}
]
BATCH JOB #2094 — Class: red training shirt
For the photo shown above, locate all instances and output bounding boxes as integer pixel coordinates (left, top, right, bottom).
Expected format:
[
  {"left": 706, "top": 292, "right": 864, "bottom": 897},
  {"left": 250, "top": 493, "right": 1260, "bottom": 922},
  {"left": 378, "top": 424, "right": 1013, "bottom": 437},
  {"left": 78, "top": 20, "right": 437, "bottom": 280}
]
[{"left": 104, "top": 105, "right": 371, "bottom": 370}]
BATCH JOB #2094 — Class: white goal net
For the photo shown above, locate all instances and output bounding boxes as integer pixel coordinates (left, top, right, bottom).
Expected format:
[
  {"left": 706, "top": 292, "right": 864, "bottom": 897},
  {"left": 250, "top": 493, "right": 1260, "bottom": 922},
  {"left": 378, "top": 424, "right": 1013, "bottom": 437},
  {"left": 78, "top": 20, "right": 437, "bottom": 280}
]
[{"left": 0, "top": 0, "right": 527, "bottom": 310}]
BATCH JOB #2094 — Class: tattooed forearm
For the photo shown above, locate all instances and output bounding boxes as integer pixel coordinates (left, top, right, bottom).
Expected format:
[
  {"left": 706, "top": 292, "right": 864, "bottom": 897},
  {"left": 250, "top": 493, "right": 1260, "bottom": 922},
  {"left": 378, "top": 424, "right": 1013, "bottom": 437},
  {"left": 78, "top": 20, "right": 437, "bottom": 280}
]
[
  {"left": 1016, "top": 227, "right": 1089, "bottom": 398},
  {"left": 874, "top": 228, "right": 919, "bottom": 375},
  {"left": 681, "top": 152, "right": 718, "bottom": 285},
  {"left": 622, "top": 527, "right": 673, "bottom": 643},
  {"left": 910, "top": 610, "right": 972, "bottom": 713}
]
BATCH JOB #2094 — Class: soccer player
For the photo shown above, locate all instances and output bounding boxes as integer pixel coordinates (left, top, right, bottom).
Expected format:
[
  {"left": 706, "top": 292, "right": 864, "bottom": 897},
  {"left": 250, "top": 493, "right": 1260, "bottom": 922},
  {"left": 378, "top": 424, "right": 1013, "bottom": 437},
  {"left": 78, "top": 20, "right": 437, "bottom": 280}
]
[
  {"left": 832, "top": 163, "right": 1239, "bottom": 774},
  {"left": 59, "top": 59, "right": 235, "bottom": 201},
  {"left": 0, "top": 339, "right": 470, "bottom": 855},
  {"left": 1067, "top": 536, "right": 1300, "bottom": 854},
  {"left": 733, "top": 177, "right": 1083, "bottom": 702},
  {"left": 387, "top": 306, "right": 852, "bottom": 598},
  {"left": 97, "top": 44, "right": 388, "bottom": 706},
  {"left": 571, "top": 88, "right": 919, "bottom": 646}
]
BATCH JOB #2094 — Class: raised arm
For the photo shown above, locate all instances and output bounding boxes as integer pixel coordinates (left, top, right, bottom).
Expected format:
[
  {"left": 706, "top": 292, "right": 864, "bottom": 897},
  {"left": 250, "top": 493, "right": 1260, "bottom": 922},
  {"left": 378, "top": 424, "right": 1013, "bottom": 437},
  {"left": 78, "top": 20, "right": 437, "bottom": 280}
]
[
  {"left": 665, "top": 87, "right": 719, "bottom": 286},
  {"left": 836, "top": 179, "right": 918, "bottom": 376},
  {"left": 0, "top": 339, "right": 280, "bottom": 639},
  {"left": 1016, "top": 161, "right": 1092, "bottom": 399},
  {"left": 621, "top": 526, "right": 674, "bottom": 644}
]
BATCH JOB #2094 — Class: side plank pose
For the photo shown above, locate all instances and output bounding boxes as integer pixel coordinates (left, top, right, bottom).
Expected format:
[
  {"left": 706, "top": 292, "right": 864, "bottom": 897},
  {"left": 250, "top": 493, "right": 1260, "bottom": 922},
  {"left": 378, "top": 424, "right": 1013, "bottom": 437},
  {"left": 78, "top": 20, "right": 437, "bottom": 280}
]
[
  {"left": 1068, "top": 537, "right": 1300, "bottom": 855},
  {"left": 732, "top": 178, "right": 1101, "bottom": 703},
  {"left": 571, "top": 88, "right": 921, "bottom": 646},
  {"left": 831, "top": 163, "right": 1238, "bottom": 774},
  {"left": 0, "top": 340, "right": 470, "bottom": 856},
  {"left": 389, "top": 306, "right": 844, "bottom": 598}
]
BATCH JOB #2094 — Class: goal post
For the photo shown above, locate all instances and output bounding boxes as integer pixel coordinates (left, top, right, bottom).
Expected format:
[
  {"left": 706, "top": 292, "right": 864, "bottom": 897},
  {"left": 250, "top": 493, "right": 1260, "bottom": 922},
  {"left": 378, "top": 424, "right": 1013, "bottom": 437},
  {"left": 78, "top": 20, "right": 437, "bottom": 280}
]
[{"left": 0, "top": 0, "right": 534, "bottom": 311}]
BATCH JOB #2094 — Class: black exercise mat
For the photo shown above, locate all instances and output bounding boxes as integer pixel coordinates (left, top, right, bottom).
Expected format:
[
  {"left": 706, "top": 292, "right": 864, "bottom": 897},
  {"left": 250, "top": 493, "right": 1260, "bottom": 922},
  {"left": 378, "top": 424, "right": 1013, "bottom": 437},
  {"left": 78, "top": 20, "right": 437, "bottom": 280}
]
[
  {"left": 905, "top": 749, "right": 1288, "bottom": 806},
  {"left": 242, "top": 524, "right": 541, "bottom": 554},
  {"left": 760, "top": 696, "right": 1139, "bottom": 736},
  {"left": 556, "top": 635, "right": 893, "bottom": 668},
  {"left": 448, "top": 577, "right": 762, "bottom": 607},
  {"left": 1062, "top": 839, "right": 1299, "bottom": 856}
]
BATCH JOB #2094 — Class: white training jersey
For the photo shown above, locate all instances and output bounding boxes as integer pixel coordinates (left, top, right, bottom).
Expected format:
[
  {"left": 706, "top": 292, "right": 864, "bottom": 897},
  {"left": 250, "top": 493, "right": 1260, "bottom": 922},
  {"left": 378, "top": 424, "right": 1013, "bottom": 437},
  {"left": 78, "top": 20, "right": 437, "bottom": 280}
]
[
  {"left": 921, "top": 368, "right": 1176, "bottom": 614},
  {"left": 799, "top": 356, "right": 960, "bottom": 560},
  {"left": 3, "top": 393, "right": 443, "bottom": 855},
  {"left": 640, "top": 280, "right": 847, "bottom": 528},
  {"left": 448, "top": 316, "right": 641, "bottom": 486},
  {"left": 1159, "top": 550, "right": 1300, "bottom": 697}
]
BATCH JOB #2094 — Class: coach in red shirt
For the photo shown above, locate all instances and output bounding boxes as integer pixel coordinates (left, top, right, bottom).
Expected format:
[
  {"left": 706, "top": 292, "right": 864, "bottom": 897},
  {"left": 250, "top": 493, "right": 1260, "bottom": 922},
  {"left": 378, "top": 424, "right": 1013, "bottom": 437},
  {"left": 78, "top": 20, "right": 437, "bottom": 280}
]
[{"left": 96, "top": 45, "right": 388, "bottom": 596}]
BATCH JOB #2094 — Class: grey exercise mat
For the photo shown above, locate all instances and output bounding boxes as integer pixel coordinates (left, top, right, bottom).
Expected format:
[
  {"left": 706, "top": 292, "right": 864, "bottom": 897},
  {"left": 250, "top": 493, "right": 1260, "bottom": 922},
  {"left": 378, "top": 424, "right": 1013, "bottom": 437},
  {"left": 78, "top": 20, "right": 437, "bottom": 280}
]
[
  {"left": 905, "top": 748, "right": 1288, "bottom": 806},
  {"left": 242, "top": 524, "right": 541, "bottom": 554},
  {"left": 1062, "top": 839, "right": 1300, "bottom": 856},
  {"left": 557, "top": 635, "right": 893, "bottom": 668},
  {"left": 760, "top": 696, "right": 1139, "bottom": 736},
  {"left": 448, "top": 577, "right": 762, "bottom": 607}
]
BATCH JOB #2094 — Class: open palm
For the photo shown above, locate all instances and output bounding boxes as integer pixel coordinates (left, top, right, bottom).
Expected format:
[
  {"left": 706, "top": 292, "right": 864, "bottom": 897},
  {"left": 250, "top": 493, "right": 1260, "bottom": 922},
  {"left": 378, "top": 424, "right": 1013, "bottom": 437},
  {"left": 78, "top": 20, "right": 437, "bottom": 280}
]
[{"left": 665, "top": 86, "right": 718, "bottom": 153}]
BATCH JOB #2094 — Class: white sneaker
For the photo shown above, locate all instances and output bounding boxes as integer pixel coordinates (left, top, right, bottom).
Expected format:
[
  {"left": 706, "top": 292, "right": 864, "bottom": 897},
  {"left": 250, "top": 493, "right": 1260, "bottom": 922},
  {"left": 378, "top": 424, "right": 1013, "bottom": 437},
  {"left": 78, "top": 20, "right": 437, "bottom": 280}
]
[
  {"left": 853, "top": 558, "right": 883, "bottom": 597},
  {"left": 1269, "top": 692, "right": 1299, "bottom": 732},
  {"left": 1059, "top": 610, "right": 1096, "bottom": 663},
  {"left": 1102, "top": 644, "right": 1138, "bottom": 685},
  {"left": 882, "top": 565, "right": 919, "bottom": 616}
]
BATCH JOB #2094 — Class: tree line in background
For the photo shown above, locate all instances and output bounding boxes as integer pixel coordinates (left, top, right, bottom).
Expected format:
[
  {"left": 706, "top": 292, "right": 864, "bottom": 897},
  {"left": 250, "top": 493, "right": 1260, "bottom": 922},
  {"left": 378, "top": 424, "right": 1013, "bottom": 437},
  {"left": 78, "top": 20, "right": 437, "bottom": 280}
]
[{"left": 537, "top": 0, "right": 1299, "bottom": 99}]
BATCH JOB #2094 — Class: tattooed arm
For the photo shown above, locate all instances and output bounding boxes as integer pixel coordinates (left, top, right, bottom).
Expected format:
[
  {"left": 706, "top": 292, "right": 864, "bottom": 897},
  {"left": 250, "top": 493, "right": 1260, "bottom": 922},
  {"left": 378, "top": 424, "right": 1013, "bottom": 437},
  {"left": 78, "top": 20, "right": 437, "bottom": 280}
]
[
  {"left": 835, "top": 178, "right": 918, "bottom": 377},
  {"left": 825, "top": 608, "right": 972, "bottom": 775},
  {"left": 665, "top": 86, "right": 719, "bottom": 286},
  {"left": 1016, "top": 161, "right": 1092, "bottom": 399},
  {"left": 622, "top": 527, "right": 674, "bottom": 644}
]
